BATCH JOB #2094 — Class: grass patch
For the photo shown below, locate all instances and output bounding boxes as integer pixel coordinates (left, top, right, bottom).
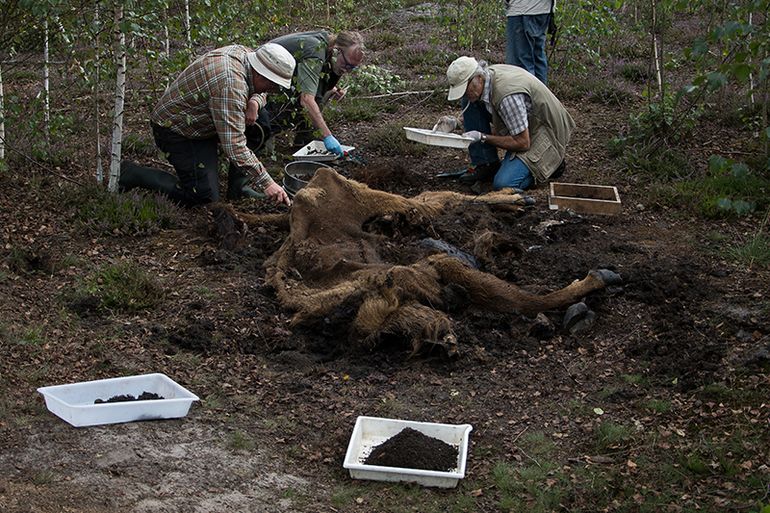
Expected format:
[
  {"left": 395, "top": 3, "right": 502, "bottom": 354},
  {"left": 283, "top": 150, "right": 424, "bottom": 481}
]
[
  {"left": 227, "top": 430, "right": 255, "bottom": 451},
  {"left": 615, "top": 145, "right": 694, "bottom": 180},
  {"left": 619, "top": 61, "right": 651, "bottom": 83},
  {"left": 325, "top": 99, "right": 377, "bottom": 123},
  {"left": 32, "top": 470, "right": 55, "bottom": 485},
  {"left": 554, "top": 72, "right": 636, "bottom": 106},
  {"left": 366, "top": 122, "right": 430, "bottom": 156},
  {"left": 261, "top": 415, "right": 297, "bottom": 434},
  {"left": 367, "top": 31, "right": 405, "bottom": 50},
  {"left": 597, "top": 385, "right": 621, "bottom": 400},
  {"left": 330, "top": 484, "right": 367, "bottom": 509},
  {"left": 683, "top": 453, "right": 710, "bottom": 475},
  {"left": 621, "top": 373, "right": 646, "bottom": 385},
  {"left": 594, "top": 421, "right": 632, "bottom": 451},
  {"left": 643, "top": 398, "right": 672, "bottom": 414},
  {"left": 122, "top": 132, "right": 159, "bottom": 157},
  {"left": 649, "top": 157, "right": 770, "bottom": 219},
  {"left": 324, "top": 98, "right": 397, "bottom": 125},
  {"left": 699, "top": 382, "right": 735, "bottom": 401},
  {"left": 3, "top": 246, "right": 58, "bottom": 275},
  {"left": 17, "top": 326, "right": 46, "bottom": 346},
  {"left": 203, "top": 391, "right": 226, "bottom": 410},
  {"left": 728, "top": 234, "right": 770, "bottom": 268},
  {"left": 66, "top": 184, "right": 179, "bottom": 236},
  {"left": 450, "top": 494, "right": 477, "bottom": 512},
  {"left": 69, "top": 260, "right": 164, "bottom": 313},
  {"left": 493, "top": 460, "right": 563, "bottom": 512},
  {"left": 398, "top": 43, "right": 452, "bottom": 69},
  {"left": 521, "top": 431, "right": 556, "bottom": 458}
]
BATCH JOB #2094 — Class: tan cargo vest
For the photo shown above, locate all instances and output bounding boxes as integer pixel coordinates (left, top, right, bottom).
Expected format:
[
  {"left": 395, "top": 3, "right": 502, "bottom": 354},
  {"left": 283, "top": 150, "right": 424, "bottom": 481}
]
[{"left": 488, "top": 65, "right": 575, "bottom": 183}]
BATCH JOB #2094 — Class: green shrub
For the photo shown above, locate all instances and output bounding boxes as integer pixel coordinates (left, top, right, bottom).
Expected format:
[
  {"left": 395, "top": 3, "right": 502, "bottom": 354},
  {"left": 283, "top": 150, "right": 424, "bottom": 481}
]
[
  {"left": 68, "top": 185, "right": 179, "bottom": 236},
  {"left": 72, "top": 261, "right": 164, "bottom": 313}
]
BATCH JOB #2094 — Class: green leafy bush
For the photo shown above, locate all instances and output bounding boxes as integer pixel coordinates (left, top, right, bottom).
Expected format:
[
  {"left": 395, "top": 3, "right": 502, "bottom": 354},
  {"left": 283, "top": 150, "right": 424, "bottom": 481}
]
[{"left": 341, "top": 65, "right": 404, "bottom": 96}]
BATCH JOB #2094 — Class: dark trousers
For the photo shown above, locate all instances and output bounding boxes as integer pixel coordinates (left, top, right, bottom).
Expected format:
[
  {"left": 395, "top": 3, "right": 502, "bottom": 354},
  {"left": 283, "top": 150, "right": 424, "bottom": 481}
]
[
  {"left": 151, "top": 111, "right": 271, "bottom": 206},
  {"left": 152, "top": 124, "right": 220, "bottom": 205}
]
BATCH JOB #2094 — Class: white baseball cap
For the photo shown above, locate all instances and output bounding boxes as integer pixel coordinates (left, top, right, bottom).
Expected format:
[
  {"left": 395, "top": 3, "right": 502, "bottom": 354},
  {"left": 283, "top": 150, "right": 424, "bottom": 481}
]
[
  {"left": 247, "top": 43, "right": 296, "bottom": 89},
  {"left": 446, "top": 56, "right": 478, "bottom": 100}
]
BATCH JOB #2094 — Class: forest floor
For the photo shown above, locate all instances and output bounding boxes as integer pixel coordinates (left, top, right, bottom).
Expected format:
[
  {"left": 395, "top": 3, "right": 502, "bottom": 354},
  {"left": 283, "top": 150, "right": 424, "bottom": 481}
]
[{"left": 1, "top": 4, "right": 768, "bottom": 513}]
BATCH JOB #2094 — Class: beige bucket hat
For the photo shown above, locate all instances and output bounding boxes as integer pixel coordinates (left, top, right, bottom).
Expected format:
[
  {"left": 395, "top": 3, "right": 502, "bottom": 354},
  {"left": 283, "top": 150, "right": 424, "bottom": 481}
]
[{"left": 247, "top": 43, "right": 296, "bottom": 89}]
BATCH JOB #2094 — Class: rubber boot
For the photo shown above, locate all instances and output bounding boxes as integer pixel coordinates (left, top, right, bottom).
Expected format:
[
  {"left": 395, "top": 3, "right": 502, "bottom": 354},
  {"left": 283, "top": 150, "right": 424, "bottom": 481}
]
[
  {"left": 119, "top": 160, "right": 182, "bottom": 198},
  {"left": 226, "top": 166, "right": 266, "bottom": 200}
]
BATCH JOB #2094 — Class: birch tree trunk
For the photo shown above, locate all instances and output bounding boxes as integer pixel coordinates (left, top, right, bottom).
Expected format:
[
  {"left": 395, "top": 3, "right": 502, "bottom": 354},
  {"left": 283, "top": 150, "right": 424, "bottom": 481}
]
[
  {"left": 163, "top": 6, "right": 170, "bottom": 58},
  {"left": 44, "top": 18, "right": 51, "bottom": 146},
  {"left": 108, "top": 4, "right": 127, "bottom": 193},
  {"left": 651, "top": 0, "right": 663, "bottom": 98},
  {"left": 748, "top": 12, "right": 755, "bottom": 107},
  {"left": 0, "top": 63, "right": 5, "bottom": 161},
  {"left": 183, "top": 0, "right": 191, "bottom": 51},
  {"left": 95, "top": 2, "right": 104, "bottom": 184}
]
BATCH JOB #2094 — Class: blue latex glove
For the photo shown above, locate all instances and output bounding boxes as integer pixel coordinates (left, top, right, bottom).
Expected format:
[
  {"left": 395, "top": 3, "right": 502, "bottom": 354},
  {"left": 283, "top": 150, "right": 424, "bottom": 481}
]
[{"left": 323, "top": 134, "right": 344, "bottom": 156}]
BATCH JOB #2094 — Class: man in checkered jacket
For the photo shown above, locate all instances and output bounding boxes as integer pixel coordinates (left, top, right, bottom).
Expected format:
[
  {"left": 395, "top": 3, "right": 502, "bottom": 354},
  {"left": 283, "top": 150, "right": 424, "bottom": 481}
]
[{"left": 120, "top": 43, "right": 295, "bottom": 206}]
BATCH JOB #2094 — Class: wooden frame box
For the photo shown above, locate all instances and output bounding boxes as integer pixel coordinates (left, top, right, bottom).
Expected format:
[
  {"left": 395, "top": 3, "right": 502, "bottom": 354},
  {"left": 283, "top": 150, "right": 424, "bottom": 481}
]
[{"left": 548, "top": 182, "right": 622, "bottom": 215}]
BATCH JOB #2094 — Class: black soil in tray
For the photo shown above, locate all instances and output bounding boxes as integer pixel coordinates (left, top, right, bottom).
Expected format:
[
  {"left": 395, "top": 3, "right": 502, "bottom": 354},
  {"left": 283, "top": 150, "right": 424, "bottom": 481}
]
[
  {"left": 363, "top": 427, "right": 458, "bottom": 471},
  {"left": 94, "top": 392, "right": 164, "bottom": 404}
]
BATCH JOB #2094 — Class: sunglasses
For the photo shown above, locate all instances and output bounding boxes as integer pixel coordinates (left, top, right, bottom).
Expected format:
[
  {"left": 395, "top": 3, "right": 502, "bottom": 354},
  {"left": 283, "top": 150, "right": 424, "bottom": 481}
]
[{"left": 337, "top": 49, "right": 359, "bottom": 72}]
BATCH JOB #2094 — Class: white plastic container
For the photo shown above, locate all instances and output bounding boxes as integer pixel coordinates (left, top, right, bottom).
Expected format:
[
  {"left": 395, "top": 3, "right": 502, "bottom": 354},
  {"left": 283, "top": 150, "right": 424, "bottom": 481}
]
[
  {"left": 292, "top": 140, "right": 355, "bottom": 162},
  {"left": 403, "top": 127, "right": 474, "bottom": 149},
  {"left": 343, "top": 416, "right": 473, "bottom": 488},
  {"left": 37, "top": 373, "right": 199, "bottom": 427}
]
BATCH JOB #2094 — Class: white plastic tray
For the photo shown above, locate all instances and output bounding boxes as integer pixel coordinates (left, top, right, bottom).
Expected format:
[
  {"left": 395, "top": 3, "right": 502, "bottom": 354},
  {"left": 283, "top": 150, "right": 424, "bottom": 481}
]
[
  {"left": 292, "top": 140, "right": 355, "bottom": 161},
  {"left": 343, "top": 416, "right": 473, "bottom": 488},
  {"left": 37, "top": 373, "right": 199, "bottom": 427},
  {"left": 403, "top": 127, "right": 474, "bottom": 149}
]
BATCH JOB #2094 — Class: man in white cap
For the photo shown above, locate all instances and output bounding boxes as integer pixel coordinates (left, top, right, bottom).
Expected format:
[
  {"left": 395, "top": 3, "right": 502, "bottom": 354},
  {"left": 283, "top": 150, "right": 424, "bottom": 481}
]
[
  {"left": 443, "top": 56, "right": 573, "bottom": 190},
  {"left": 120, "top": 43, "right": 296, "bottom": 206}
]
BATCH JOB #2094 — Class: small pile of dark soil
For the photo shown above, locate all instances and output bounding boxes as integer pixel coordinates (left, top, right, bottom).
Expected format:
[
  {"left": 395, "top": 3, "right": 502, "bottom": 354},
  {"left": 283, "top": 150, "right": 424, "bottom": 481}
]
[
  {"left": 364, "top": 427, "right": 458, "bottom": 471},
  {"left": 94, "top": 392, "right": 164, "bottom": 404}
]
